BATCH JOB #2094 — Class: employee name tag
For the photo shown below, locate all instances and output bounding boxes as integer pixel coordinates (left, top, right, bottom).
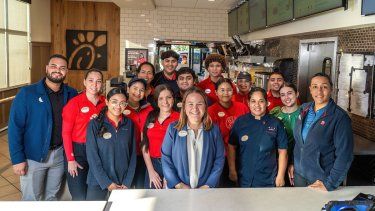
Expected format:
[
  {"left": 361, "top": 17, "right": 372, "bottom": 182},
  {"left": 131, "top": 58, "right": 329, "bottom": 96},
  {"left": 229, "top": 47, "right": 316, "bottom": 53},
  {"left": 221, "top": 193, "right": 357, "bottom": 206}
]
[
  {"left": 178, "top": 130, "right": 188, "bottom": 137},
  {"left": 241, "top": 135, "right": 249, "bottom": 142},
  {"left": 81, "top": 107, "right": 90, "bottom": 113},
  {"left": 123, "top": 110, "right": 131, "bottom": 115},
  {"left": 103, "top": 132, "right": 112, "bottom": 139},
  {"left": 218, "top": 112, "right": 225, "bottom": 117},
  {"left": 205, "top": 89, "right": 211, "bottom": 94},
  {"left": 177, "top": 102, "right": 183, "bottom": 108},
  {"left": 147, "top": 123, "right": 154, "bottom": 129}
]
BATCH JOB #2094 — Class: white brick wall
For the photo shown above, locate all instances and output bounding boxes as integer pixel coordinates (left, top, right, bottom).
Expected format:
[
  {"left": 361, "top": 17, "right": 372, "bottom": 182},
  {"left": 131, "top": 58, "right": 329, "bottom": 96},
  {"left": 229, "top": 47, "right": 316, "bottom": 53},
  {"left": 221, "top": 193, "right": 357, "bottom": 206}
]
[{"left": 120, "top": 7, "right": 229, "bottom": 73}]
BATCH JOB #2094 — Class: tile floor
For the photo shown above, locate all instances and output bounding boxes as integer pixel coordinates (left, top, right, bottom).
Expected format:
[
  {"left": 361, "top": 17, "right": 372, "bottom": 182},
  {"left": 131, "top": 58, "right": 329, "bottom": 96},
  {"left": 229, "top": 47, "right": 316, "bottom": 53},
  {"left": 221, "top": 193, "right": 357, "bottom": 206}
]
[{"left": 0, "top": 131, "right": 21, "bottom": 200}]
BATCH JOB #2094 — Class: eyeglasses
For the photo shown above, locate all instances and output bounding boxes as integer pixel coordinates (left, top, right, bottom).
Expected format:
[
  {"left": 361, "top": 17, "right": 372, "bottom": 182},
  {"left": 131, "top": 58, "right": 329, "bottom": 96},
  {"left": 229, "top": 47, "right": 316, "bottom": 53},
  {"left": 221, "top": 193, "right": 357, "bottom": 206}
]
[{"left": 109, "top": 100, "right": 127, "bottom": 107}]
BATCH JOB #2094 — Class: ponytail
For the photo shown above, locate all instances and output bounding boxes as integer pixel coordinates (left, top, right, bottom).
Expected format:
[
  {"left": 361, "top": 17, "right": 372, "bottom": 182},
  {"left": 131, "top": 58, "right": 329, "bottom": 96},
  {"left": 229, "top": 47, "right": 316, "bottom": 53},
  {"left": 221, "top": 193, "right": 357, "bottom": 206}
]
[{"left": 96, "top": 106, "right": 109, "bottom": 137}]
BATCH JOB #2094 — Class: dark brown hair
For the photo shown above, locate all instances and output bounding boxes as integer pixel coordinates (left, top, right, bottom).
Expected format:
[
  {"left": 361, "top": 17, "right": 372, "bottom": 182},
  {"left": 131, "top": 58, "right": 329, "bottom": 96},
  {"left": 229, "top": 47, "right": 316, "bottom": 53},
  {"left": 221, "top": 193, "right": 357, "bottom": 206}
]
[{"left": 204, "top": 54, "right": 226, "bottom": 71}]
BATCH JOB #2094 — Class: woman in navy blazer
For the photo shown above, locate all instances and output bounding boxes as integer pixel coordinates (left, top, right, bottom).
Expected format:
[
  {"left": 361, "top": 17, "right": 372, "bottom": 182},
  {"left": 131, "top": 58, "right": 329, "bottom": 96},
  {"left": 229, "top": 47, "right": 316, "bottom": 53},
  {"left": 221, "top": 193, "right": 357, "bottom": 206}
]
[{"left": 161, "top": 87, "right": 225, "bottom": 189}]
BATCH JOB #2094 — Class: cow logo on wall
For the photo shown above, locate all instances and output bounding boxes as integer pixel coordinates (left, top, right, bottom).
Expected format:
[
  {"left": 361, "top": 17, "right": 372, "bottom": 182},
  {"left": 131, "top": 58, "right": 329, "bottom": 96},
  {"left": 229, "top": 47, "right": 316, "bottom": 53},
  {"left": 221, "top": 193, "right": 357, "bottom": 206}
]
[{"left": 66, "top": 30, "right": 108, "bottom": 70}]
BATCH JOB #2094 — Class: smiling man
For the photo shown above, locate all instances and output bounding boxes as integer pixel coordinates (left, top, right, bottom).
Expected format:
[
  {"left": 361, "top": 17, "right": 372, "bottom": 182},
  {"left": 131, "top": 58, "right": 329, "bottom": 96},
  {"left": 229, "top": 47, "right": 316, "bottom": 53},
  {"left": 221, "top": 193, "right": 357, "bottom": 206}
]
[
  {"left": 151, "top": 50, "right": 180, "bottom": 94},
  {"left": 267, "top": 72, "right": 285, "bottom": 111},
  {"left": 8, "top": 54, "right": 77, "bottom": 200},
  {"left": 174, "top": 67, "right": 197, "bottom": 111}
]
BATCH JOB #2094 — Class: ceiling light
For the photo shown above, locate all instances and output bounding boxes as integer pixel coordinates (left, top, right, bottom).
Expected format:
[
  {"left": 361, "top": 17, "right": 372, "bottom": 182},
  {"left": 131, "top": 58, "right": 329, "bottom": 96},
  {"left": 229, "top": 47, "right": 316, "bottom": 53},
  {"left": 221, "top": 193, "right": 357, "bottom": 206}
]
[
  {"left": 141, "top": 14, "right": 146, "bottom": 17},
  {"left": 208, "top": 0, "right": 215, "bottom": 2}
]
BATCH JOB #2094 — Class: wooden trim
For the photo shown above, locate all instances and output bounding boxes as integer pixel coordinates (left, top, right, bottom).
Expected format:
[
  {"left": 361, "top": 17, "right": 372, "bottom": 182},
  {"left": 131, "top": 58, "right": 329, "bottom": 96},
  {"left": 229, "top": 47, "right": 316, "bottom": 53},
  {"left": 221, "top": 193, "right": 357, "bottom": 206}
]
[{"left": 31, "top": 42, "right": 52, "bottom": 47}]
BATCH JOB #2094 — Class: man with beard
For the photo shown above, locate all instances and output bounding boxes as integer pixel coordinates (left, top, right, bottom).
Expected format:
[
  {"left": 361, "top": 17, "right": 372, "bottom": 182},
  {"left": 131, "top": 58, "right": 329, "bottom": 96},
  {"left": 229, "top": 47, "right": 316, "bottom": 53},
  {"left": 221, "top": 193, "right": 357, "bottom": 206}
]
[
  {"left": 8, "top": 54, "right": 77, "bottom": 200},
  {"left": 151, "top": 50, "right": 180, "bottom": 94}
]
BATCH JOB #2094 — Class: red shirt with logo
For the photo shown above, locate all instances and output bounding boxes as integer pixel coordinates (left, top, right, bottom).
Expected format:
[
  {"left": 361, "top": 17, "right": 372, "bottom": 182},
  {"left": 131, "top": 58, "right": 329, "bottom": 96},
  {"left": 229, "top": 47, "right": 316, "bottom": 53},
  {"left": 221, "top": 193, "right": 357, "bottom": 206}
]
[
  {"left": 123, "top": 104, "right": 153, "bottom": 155},
  {"left": 197, "top": 77, "right": 237, "bottom": 105},
  {"left": 267, "top": 90, "right": 283, "bottom": 112},
  {"left": 62, "top": 92, "right": 106, "bottom": 161},
  {"left": 146, "top": 111, "right": 180, "bottom": 158},
  {"left": 208, "top": 101, "right": 249, "bottom": 154}
]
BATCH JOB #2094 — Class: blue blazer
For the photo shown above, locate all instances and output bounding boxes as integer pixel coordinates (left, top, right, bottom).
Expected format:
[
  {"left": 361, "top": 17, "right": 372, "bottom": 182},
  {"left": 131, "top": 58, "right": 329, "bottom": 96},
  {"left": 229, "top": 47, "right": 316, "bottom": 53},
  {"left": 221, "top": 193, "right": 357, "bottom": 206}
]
[
  {"left": 293, "top": 99, "right": 353, "bottom": 191},
  {"left": 161, "top": 122, "right": 225, "bottom": 189},
  {"left": 8, "top": 78, "right": 77, "bottom": 164}
]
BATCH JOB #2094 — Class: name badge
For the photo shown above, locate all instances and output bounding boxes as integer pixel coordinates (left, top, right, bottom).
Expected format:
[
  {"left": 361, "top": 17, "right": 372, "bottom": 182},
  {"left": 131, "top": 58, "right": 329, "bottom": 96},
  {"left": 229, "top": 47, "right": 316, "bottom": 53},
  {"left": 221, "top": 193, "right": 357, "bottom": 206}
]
[
  {"left": 205, "top": 89, "right": 211, "bottom": 94},
  {"left": 147, "top": 123, "right": 154, "bottom": 129},
  {"left": 103, "top": 132, "right": 112, "bottom": 139},
  {"left": 241, "top": 135, "right": 249, "bottom": 142},
  {"left": 218, "top": 112, "right": 225, "bottom": 117},
  {"left": 178, "top": 130, "right": 187, "bottom": 137},
  {"left": 177, "top": 102, "right": 183, "bottom": 108},
  {"left": 123, "top": 110, "right": 131, "bottom": 115},
  {"left": 81, "top": 107, "right": 89, "bottom": 113}
]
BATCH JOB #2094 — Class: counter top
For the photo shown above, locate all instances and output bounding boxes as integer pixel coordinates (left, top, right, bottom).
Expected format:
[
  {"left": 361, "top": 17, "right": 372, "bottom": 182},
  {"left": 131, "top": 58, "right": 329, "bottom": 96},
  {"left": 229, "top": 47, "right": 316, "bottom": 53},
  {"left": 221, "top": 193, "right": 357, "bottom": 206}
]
[{"left": 108, "top": 186, "right": 375, "bottom": 211}]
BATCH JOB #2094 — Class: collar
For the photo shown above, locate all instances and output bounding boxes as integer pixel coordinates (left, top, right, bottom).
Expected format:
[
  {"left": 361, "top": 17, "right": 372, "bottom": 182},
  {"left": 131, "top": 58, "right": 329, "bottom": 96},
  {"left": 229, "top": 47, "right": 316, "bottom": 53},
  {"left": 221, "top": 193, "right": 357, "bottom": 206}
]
[
  {"left": 187, "top": 123, "right": 203, "bottom": 131},
  {"left": 163, "top": 71, "right": 176, "bottom": 80},
  {"left": 82, "top": 91, "right": 106, "bottom": 105},
  {"left": 302, "top": 99, "right": 334, "bottom": 118},
  {"left": 105, "top": 113, "right": 124, "bottom": 128},
  {"left": 249, "top": 113, "right": 269, "bottom": 122},
  {"left": 44, "top": 78, "right": 63, "bottom": 94}
]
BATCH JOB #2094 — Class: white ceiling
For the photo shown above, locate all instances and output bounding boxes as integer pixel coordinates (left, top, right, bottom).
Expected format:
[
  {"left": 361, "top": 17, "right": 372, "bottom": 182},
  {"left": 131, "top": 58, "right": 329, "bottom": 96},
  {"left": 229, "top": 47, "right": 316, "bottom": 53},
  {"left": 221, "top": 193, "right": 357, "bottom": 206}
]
[{"left": 68, "top": 0, "right": 238, "bottom": 10}]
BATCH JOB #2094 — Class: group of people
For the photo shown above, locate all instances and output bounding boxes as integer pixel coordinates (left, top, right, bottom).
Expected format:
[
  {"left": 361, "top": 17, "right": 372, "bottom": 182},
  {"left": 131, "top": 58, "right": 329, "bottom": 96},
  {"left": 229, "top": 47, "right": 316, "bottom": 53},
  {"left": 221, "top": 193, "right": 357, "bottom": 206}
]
[{"left": 8, "top": 50, "right": 354, "bottom": 202}]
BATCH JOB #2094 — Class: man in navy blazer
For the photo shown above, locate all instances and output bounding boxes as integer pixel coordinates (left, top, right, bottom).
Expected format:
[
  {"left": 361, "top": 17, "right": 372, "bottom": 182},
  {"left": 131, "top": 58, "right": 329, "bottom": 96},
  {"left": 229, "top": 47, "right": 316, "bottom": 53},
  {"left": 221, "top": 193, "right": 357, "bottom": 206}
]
[{"left": 8, "top": 54, "right": 77, "bottom": 200}]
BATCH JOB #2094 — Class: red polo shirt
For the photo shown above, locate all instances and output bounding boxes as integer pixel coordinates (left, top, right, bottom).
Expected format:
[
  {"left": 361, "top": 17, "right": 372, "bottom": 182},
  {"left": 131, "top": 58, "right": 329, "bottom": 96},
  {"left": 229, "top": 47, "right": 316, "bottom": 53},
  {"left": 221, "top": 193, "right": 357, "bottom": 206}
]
[
  {"left": 146, "top": 111, "right": 180, "bottom": 158},
  {"left": 233, "top": 92, "right": 250, "bottom": 111},
  {"left": 123, "top": 104, "right": 153, "bottom": 155},
  {"left": 208, "top": 101, "right": 249, "bottom": 154},
  {"left": 197, "top": 77, "right": 237, "bottom": 105},
  {"left": 267, "top": 90, "right": 283, "bottom": 112},
  {"left": 62, "top": 92, "right": 106, "bottom": 161}
]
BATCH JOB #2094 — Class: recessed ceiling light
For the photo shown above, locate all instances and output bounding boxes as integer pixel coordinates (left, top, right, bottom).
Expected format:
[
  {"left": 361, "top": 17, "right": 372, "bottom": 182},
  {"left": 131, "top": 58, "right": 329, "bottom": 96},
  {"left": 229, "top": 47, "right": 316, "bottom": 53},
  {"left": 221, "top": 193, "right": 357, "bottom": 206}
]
[
  {"left": 208, "top": 0, "right": 215, "bottom": 2},
  {"left": 141, "top": 14, "right": 146, "bottom": 17}
]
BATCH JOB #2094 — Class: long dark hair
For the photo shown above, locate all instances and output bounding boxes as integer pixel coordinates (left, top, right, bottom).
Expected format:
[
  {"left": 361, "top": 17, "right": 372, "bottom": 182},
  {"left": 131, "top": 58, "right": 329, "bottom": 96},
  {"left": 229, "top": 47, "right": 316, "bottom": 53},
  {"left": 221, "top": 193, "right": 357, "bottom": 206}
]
[
  {"left": 95, "top": 87, "right": 127, "bottom": 137},
  {"left": 141, "top": 84, "right": 174, "bottom": 152}
]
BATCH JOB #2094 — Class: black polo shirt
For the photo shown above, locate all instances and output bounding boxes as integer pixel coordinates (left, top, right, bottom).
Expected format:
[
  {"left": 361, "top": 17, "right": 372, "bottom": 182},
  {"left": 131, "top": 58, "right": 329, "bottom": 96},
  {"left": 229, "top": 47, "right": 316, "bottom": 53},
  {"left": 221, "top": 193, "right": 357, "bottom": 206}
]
[
  {"left": 151, "top": 71, "right": 179, "bottom": 94},
  {"left": 44, "top": 82, "right": 64, "bottom": 149}
]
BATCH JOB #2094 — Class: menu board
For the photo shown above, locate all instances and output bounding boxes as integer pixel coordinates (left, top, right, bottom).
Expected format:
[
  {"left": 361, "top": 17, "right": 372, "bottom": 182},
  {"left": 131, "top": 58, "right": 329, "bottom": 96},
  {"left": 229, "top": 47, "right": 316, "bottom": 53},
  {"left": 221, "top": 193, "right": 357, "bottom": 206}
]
[
  {"left": 267, "top": 0, "right": 293, "bottom": 26},
  {"left": 362, "top": 0, "right": 375, "bottom": 16},
  {"left": 237, "top": 2, "right": 250, "bottom": 35},
  {"left": 228, "top": 9, "right": 238, "bottom": 37},
  {"left": 249, "top": 0, "right": 266, "bottom": 31},
  {"left": 294, "top": 0, "right": 344, "bottom": 18}
]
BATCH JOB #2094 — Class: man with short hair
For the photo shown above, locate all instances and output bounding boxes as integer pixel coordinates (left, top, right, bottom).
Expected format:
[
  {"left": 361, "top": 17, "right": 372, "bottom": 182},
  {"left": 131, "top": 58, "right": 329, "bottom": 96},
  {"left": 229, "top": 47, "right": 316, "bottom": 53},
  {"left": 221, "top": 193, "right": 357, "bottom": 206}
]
[
  {"left": 8, "top": 54, "right": 77, "bottom": 200},
  {"left": 151, "top": 50, "right": 180, "bottom": 94},
  {"left": 267, "top": 72, "right": 285, "bottom": 111},
  {"left": 174, "top": 67, "right": 197, "bottom": 111}
]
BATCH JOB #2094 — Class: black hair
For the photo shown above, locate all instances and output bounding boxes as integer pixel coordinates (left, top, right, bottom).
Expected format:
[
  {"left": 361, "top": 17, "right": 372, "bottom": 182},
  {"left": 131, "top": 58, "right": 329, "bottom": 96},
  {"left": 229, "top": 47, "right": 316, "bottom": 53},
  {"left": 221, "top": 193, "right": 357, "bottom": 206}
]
[
  {"left": 269, "top": 72, "right": 284, "bottom": 79},
  {"left": 310, "top": 72, "right": 333, "bottom": 87},
  {"left": 248, "top": 87, "right": 267, "bottom": 101},
  {"left": 176, "top": 67, "right": 197, "bottom": 82},
  {"left": 141, "top": 84, "right": 174, "bottom": 152},
  {"left": 136, "top": 62, "right": 155, "bottom": 75},
  {"left": 85, "top": 68, "right": 103, "bottom": 80},
  {"left": 95, "top": 87, "right": 127, "bottom": 137},
  {"left": 281, "top": 82, "right": 298, "bottom": 93},
  {"left": 161, "top": 50, "right": 179, "bottom": 60},
  {"left": 48, "top": 54, "right": 68, "bottom": 64},
  {"left": 215, "top": 78, "right": 234, "bottom": 91}
]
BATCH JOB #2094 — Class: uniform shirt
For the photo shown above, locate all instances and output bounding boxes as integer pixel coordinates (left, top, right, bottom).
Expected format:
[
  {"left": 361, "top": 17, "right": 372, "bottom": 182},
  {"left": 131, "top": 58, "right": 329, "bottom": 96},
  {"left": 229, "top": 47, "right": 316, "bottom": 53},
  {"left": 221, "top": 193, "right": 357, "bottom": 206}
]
[
  {"left": 62, "top": 92, "right": 106, "bottom": 161},
  {"left": 233, "top": 92, "right": 250, "bottom": 111},
  {"left": 197, "top": 77, "right": 237, "bottom": 106},
  {"left": 151, "top": 71, "right": 179, "bottom": 94},
  {"left": 208, "top": 101, "right": 249, "bottom": 154},
  {"left": 229, "top": 114, "right": 288, "bottom": 187},
  {"left": 173, "top": 91, "right": 184, "bottom": 112},
  {"left": 86, "top": 115, "right": 137, "bottom": 189},
  {"left": 123, "top": 104, "right": 153, "bottom": 155},
  {"left": 267, "top": 90, "right": 283, "bottom": 112},
  {"left": 187, "top": 125, "right": 204, "bottom": 189},
  {"left": 44, "top": 82, "right": 64, "bottom": 148},
  {"left": 269, "top": 106, "right": 300, "bottom": 162},
  {"left": 301, "top": 104, "right": 326, "bottom": 142},
  {"left": 146, "top": 111, "right": 179, "bottom": 158}
]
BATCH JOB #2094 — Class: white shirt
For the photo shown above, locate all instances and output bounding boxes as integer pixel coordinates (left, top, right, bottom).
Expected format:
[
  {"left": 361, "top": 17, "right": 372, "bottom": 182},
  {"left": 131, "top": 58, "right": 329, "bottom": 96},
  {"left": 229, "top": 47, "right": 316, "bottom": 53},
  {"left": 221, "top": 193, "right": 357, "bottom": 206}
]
[{"left": 186, "top": 124, "right": 204, "bottom": 188}]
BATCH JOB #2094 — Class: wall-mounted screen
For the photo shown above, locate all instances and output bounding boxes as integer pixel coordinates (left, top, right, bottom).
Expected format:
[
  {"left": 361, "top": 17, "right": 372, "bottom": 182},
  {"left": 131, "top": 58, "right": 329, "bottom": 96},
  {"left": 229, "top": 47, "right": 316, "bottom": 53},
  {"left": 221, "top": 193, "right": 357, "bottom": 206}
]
[
  {"left": 249, "top": 0, "right": 267, "bottom": 31},
  {"left": 237, "top": 2, "right": 250, "bottom": 35},
  {"left": 228, "top": 9, "right": 238, "bottom": 37},
  {"left": 362, "top": 0, "right": 375, "bottom": 16},
  {"left": 294, "top": 0, "right": 344, "bottom": 19},
  {"left": 267, "top": 0, "right": 293, "bottom": 26}
]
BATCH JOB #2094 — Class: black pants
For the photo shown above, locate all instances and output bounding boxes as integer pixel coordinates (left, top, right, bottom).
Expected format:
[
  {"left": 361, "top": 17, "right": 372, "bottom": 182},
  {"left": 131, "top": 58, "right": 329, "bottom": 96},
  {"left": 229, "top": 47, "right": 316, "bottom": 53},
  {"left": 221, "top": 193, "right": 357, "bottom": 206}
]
[
  {"left": 64, "top": 142, "right": 89, "bottom": 200},
  {"left": 294, "top": 172, "right": 312, "bottom": 187},
  {"left": 132, "top": 155, "right": 146, "bottom": 189},
  {"left": 219, "top": 157, "right": 238, "bottom": 188},
  {"left": 144, "top": 158, "right": 164, "bottom": 189}
]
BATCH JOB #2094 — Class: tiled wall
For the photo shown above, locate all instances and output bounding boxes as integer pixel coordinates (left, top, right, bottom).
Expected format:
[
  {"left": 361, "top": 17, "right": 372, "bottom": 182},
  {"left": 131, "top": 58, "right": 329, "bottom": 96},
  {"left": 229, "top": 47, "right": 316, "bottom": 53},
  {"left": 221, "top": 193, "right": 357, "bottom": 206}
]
[
  {"left": 264, "top": 26, "right": 375, "bottom": 141},
  {"left": 120, "top": 7, "right": 229, "bottom": 71}
]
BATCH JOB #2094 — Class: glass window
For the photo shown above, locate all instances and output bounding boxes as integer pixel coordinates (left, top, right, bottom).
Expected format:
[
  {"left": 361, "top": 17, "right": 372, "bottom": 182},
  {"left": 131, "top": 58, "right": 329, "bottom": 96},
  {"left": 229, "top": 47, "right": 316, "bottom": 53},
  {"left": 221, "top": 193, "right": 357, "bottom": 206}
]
[
  {"left": 8, "top": 34, "right": 29, "bottom": 86},
  {"left": 0, "top": 32, "right": 6, "bottom": 89},
  {"left": 0, "top": 0, "right": 4, "bottom": 29},
  {"left": 8, "top": 0, "right": 28, "bottom": 31}
]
